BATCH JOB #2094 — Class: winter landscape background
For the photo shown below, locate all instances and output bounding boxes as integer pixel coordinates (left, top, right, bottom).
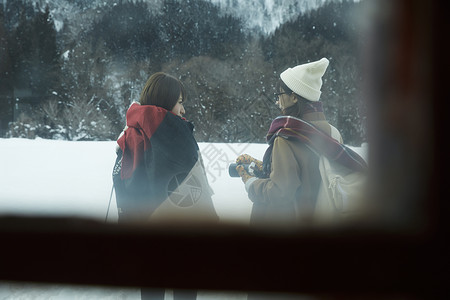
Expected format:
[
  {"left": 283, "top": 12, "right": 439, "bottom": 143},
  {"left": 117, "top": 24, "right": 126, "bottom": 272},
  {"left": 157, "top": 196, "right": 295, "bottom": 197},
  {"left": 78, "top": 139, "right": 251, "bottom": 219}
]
[
  {"left": 1, "top": 0, "right": 370, "bottom": 298},
  {"left": 1, "top": 0, "right": 368, "bottom": 145}
]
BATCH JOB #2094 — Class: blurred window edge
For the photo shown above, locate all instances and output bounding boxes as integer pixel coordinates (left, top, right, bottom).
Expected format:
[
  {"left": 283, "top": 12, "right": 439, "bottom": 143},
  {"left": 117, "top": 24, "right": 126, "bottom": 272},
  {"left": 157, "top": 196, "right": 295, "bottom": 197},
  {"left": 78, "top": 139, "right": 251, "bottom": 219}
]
[{"left": 0, "top": 0, "right": 447, "bottom": 298}]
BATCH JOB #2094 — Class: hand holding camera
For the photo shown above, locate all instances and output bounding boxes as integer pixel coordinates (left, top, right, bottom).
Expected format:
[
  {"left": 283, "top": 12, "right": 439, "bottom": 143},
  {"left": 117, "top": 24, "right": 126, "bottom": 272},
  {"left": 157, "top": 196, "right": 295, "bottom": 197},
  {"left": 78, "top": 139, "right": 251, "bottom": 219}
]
[{"left": 229, "top": 154, "right": 263, "bottom": 180}]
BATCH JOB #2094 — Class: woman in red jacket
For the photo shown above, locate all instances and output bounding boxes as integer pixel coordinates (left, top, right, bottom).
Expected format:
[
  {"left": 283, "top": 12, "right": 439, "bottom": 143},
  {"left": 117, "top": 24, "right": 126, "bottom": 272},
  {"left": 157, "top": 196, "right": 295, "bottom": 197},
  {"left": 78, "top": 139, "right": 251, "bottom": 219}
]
[{"left": 113, "top": 72, "right": 218, "bottom": 300}]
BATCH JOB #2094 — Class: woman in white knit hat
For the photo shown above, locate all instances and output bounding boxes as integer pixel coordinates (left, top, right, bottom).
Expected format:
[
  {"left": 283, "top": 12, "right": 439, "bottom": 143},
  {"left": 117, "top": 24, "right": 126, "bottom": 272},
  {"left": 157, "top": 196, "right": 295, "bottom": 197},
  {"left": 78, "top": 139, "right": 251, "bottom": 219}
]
[{"left": 234, "top": 58, "right": 348, "bottom": 226}]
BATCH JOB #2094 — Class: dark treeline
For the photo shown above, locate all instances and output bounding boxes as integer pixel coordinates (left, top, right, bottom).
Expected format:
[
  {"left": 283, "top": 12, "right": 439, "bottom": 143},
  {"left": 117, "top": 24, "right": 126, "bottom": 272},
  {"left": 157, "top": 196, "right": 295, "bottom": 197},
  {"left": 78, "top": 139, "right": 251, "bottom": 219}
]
[{"left": 0, "top": 0, "right": 366, "bottom": 145}]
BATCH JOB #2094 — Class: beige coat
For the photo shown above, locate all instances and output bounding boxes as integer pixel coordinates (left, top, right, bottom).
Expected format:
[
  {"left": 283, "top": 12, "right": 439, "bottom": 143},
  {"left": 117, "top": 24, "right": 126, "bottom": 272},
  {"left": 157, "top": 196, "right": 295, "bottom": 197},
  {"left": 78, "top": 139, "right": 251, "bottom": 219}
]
[{"left": 246, "top": 111, "right": 343, "bottom": 226}]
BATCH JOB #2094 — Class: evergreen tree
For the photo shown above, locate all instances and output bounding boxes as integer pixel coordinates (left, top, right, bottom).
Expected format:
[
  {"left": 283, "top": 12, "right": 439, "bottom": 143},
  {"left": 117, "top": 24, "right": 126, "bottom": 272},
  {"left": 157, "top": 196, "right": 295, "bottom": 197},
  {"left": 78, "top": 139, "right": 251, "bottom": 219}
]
[
  {"left": 0, "top": 5, "right": 10, "bottom": 90},
  {"left": 156, "top": 0, "right": 244, "bottom": 62},
  {"left": 6, "top": 4, "right": 35, "bottom": 97},
  {"left": 31, "top": 5, "right": 60, "bottom": 97},
  {"left": 0, "top": 4, "right": 12, "bottom": 133},
  {"left": 90, "top": 1, "right": 159, "bottom": 61},
  {"left": 6, "top": 3, "right": 60, "bottom": 97}
]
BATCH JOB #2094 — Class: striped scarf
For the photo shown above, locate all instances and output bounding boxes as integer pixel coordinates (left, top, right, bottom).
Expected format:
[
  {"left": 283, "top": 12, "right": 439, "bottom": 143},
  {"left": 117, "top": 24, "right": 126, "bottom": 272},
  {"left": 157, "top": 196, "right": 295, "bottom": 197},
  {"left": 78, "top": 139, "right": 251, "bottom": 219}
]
[{"left": 261, "top": 116, "right": 367, "bottom": 177}]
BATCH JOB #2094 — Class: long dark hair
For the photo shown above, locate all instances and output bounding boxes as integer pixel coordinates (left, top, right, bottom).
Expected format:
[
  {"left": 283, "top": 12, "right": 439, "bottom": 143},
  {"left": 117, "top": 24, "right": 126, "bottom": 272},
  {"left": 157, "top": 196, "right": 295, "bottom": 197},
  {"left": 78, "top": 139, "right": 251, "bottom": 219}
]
[{"left": 139, "top": 72, "right": 186, "bottom": 111}]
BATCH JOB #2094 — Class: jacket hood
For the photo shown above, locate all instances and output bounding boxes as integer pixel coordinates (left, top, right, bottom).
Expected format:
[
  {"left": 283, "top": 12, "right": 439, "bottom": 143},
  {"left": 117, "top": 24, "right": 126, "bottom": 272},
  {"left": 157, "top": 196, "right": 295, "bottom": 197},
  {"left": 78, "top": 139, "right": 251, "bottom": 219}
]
[{"left": 124, "top": 103, "right": 168, "bottom": 142}]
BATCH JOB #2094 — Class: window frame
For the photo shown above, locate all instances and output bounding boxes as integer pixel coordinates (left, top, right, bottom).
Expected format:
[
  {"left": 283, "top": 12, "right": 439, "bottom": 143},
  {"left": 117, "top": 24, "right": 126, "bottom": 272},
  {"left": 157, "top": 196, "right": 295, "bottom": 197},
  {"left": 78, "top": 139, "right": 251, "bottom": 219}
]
[{"left": 0, "top": 0, "right": 447, "bottom": 298}]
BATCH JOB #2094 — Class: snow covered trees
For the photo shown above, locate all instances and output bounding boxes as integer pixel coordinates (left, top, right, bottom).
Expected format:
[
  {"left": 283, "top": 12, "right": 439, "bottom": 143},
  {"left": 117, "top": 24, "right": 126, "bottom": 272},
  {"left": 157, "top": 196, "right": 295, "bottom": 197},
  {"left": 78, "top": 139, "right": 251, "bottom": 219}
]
[{"left": 1, "top": 0, "right": 366, "bottom": 145}]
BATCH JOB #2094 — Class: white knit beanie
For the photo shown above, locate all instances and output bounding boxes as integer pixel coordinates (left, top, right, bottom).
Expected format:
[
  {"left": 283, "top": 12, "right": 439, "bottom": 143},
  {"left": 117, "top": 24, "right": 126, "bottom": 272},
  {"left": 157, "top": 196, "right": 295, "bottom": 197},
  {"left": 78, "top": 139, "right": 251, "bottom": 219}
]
[{"left": 280, "top": 58, "right": 329, "bottom": 102}]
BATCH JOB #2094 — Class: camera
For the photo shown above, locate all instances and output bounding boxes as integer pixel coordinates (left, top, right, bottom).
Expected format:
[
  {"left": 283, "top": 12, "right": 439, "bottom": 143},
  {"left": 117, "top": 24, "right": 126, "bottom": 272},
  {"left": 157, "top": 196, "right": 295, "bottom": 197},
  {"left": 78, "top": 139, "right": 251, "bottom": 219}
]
[{"left": 228, "top": 163, "right": 250, "bottom": 177}]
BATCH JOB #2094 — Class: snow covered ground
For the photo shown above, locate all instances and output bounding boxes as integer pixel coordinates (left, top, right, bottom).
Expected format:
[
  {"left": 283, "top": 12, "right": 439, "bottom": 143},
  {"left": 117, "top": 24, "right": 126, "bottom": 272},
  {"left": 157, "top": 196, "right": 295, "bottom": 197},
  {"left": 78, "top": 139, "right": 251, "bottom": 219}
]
[
  {"left": 0, "top": 138, "right": 367, "bottom": 299},
  {"left": 0, "top": 138, "right": 271, "bottom": 223}
]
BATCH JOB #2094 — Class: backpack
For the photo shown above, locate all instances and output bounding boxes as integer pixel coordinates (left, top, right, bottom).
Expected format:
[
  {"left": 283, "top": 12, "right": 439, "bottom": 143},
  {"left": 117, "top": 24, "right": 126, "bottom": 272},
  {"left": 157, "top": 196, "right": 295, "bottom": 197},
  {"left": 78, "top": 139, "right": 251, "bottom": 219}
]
[
  {"left": 314, "top": 152, "right": 368, "bottom": 223},
  {"left": 312, "top": 124, "right": 367, "bottom": 222}
]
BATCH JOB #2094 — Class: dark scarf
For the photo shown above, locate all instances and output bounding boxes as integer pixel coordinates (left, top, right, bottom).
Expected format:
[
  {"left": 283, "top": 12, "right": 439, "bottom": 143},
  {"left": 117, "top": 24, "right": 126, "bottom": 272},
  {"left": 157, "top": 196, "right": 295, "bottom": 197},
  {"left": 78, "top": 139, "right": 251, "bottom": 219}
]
[
  {"left": 261, "top": 115, "right": 367, "bottom": 177},
  {"left": 113, "top": 103, "right": 199, "bottom": 218},
  {"left": 117, "top": 103, "right": 197, "bottom": 179}
]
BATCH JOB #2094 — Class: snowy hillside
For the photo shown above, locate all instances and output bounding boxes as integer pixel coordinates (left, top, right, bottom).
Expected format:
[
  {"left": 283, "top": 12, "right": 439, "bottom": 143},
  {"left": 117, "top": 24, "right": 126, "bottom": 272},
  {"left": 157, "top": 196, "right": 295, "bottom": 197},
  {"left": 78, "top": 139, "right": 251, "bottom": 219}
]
[
  {"left": 210, "top": 0, "right": 329, "bottom": 33},
  {"left": 4, "top": 0, "right": 331, "bottom": 34}
]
